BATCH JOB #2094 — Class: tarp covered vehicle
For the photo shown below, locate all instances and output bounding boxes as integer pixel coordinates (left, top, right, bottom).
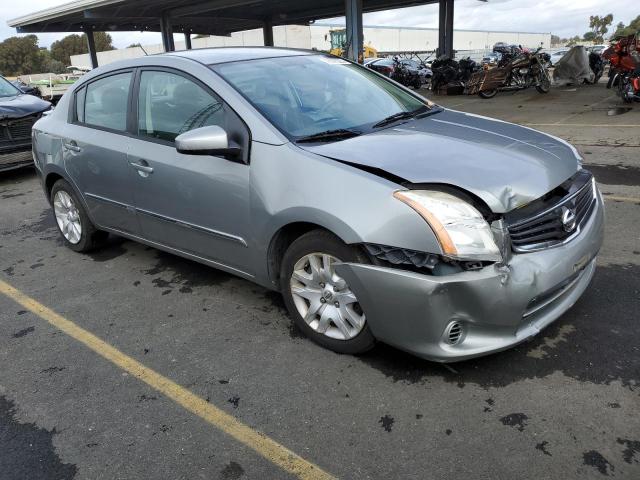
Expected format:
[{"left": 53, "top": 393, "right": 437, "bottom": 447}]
[{"left": 552, "top": 46, "right": 594, "bottom": 85}]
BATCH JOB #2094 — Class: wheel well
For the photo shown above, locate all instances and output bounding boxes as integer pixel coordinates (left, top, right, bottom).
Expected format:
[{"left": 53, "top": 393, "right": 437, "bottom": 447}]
[
  {"left": 267, "top": 222, "right": 331, "bottom": 286},
  {"left": 44, "top": 173, "right": 64, "bottom": 201}
]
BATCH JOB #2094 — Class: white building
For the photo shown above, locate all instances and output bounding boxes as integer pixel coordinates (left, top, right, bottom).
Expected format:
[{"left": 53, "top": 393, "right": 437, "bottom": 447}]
[{"left": 71, "top": 23, "right": 551, "bottom": 67}]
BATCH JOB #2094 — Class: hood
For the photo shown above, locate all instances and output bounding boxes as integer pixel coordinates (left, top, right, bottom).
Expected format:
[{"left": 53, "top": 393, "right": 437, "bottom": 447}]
[
  {"left": 300, "top": 109, "right": 580, "bottom": 212},
  {"left": 0, "top": 94, "right": 51, "bottom": 120}
]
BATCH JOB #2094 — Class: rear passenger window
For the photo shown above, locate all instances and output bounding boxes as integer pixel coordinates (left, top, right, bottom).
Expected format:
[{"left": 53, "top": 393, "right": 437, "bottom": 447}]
[
  {"left": 83, "top": 72, "right": 132, "bottom": 131},
  {"left": 75, "top": 87, "right": 86, "bottom": 123},
  {"left": 137, "top": 71, "right": 225, "bottom": 142}
]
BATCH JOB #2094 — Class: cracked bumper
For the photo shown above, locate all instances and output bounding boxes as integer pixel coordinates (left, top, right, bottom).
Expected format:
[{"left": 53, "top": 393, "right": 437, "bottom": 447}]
[{"left": 336, "top": 191, "right": 605, "bottom": 362}]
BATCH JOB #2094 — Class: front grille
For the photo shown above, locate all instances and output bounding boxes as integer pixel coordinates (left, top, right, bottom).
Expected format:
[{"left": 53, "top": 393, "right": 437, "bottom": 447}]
[
  {"left": 506, "top": 170, "right": 596, "bottom": 252},
  {"left": 0, "top": 149, "right": 32, "bottom": 167},
  {"left": 0, "top": 116, "right": 38, "bottom": 144},
  {"left": 523, "top": 269, "right": 583, "bottom": 319}
]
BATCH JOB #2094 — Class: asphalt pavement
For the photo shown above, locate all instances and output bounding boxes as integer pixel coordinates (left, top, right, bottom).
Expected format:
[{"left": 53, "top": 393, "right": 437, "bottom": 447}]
[{"left": 0, "top": 83, "right": 638, "bottom": 480}]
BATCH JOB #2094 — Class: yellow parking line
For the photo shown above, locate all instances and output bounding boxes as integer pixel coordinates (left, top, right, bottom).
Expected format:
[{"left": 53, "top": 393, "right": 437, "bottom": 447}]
[
  {"left": 604, "top": 195, "right": 640, "bottom": 203},
  {"left": 0, "top": 279, "right": 334, "bottom": 480}
]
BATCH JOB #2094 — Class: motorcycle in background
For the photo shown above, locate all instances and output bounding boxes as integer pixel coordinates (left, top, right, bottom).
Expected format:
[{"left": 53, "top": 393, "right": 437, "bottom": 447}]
[
  {"left": 467, "top": 47, "right": 551, "bottom": 99},
  {"left": 604, "top": 34, "right": 640, "bottom": 102},
  {"left": 390, "top": 56, "right": 423, "bottom": 89},
  {"left": 430, "top": 56, "right": 479, "bottom": 94}
]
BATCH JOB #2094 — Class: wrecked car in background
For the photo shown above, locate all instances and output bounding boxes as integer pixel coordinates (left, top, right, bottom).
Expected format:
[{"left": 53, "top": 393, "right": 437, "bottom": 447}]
[
  {"left": 0, "top": 75, "right": 51, "bottom": 172},
  {"left": 31, "top": 48, "right": 604, "bottom": 362}
]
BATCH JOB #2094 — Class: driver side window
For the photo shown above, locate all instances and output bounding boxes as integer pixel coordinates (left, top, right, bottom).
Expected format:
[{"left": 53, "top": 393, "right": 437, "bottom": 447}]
[{"left": 137, "top": 70, "right": 225, "bottom": 142}]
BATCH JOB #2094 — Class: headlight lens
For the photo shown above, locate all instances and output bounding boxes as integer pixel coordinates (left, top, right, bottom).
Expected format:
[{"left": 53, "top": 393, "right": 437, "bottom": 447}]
[{"left": 394, "top": 190, "right": 501, "bottom": 261}]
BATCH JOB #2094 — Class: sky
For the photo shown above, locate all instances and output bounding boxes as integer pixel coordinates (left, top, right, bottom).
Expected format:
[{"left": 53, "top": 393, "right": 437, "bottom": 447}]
[{"left": 0, "top": 0, "right": 634, "bottom": 49}]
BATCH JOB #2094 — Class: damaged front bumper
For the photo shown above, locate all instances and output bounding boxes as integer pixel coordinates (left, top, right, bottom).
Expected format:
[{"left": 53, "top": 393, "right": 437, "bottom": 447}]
[{"left": 336, "top": 191, "right": 605, "bottom": 362}]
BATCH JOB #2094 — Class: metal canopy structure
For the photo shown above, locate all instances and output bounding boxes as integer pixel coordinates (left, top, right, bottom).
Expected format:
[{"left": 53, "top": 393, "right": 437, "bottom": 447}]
[{"left": 8, "top": 0, "right": 458, "bottom": 68}]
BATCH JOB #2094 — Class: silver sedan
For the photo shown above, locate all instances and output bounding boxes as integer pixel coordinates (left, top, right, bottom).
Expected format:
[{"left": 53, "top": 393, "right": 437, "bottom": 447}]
[{"left": 32, "top": 47, "right": 604, "bottom": 362}]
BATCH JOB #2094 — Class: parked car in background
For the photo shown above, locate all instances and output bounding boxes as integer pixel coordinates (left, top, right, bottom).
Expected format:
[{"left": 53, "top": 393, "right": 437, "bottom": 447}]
[
  {"left": 366, "top": 57, "right": 395, "bottom": 76},
  {"left": 588, "top": 45, "right": 607, "bottom": 55},
  {"left": 549, "top": 49, "right": 569, "bottom": 66},
  {"left": 0, "top": 75, "right": 51, "bottom": 172},
  {"left": 32, "top": 47, "right": 604, "bottom": 362},
  {"left": 481, "top": 52, "right": 501, "bottom": 67}
]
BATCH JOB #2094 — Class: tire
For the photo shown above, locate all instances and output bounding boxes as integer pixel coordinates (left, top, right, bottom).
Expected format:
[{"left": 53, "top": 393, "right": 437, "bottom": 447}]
[
  {"left": 280, "top": 229, "right": 376, "bottom": 355},
  {"left": 478, "top": 89, "right": 498, "bottom": 99},
  {"left": 51, "top": 179, "right": 108, "bottom": 252},
  {"left": 535, "top": 70, "right": 551, "bottom": 93},
  {"left": 593, "top": 71, "right": 603, "bottom": 84}
]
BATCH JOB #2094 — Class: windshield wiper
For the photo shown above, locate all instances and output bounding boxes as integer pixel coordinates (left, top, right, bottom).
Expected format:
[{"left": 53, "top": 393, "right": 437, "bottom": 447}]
[
  {"left": 372, "top": 106, "right": 439, "bottom": 128},
  {"left": 296, "top": 129, "right": 362, "bottom": 143}
]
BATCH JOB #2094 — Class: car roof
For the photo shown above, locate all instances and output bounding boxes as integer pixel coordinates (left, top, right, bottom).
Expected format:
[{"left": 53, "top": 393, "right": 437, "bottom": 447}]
[{"left": 165, "top": 46, "right": 316, "bottom": 65}]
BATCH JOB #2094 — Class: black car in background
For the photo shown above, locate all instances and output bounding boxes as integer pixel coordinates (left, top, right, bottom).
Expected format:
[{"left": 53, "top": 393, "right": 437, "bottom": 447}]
[{"left": 0, "top": 76, "right": 51, "bottom": 172}]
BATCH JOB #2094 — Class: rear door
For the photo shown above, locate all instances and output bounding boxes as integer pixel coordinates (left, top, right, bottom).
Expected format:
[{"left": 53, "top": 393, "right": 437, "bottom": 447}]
[
  {"left": 63, "top": 70, "right": 139, "bottom": 234},
  {"left": 126, "top": 68, "right": 252, "bottom": 274}
]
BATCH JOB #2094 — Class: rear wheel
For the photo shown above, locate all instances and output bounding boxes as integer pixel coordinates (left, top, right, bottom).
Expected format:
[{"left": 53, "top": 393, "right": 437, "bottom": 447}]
[
  {"left": 478, "top": 89, "right": 498, "bottom": 99},
  {"left": 280, "top": 230, "right": 376, "bottom": 354},
  {"left": 51, "top": 179, "right": 107, "bottom": 252},
  {"left": 620, "top": 81, "right": 634, "bottom": 103}
]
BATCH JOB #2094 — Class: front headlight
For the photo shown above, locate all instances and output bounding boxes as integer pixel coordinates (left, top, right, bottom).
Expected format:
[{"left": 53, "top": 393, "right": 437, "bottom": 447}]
[{"left": 394, "top": 190, "right": 501, "bottom": 261}]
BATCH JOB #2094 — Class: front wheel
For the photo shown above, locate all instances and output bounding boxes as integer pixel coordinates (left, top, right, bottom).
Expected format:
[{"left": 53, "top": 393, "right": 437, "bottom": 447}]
[
  {"left": 479, "top": 89, "right": 498, "bottom": 99},
  {"left": 280, "top": 230, "right": 376, "bottom": 354},
  {"left": 536, "top": 70, "right": 551, "bottom": 93},
  {"left": 593, "top": 70, "right": 603, "bottom": 84}
]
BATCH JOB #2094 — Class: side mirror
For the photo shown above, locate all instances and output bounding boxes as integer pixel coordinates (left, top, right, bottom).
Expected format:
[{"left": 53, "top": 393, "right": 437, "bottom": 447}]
[{"left": 175, "top": 125, "right": 242, "bottom": 160}]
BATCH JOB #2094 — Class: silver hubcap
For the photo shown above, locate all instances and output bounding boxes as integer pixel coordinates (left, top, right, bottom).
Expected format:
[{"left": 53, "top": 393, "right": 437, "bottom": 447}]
[
  {"left": 53, "top": 191, "right": 82, "bottom": 244},
  {"left": 290, "top": 253, "right": 365, "bottom": 340}
]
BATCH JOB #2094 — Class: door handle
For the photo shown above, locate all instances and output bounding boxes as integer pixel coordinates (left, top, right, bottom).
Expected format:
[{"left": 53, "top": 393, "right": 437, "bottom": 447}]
[
  {"left": 63, "top": 140, "right": 81, "bottom": 152},
  {"left": 129, "top": 159, "right": 154, "bottom": 176}
]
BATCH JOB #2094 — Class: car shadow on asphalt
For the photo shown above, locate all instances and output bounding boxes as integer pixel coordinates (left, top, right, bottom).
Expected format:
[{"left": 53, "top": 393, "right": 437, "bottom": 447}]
[{"left": 0, "top": 166, "right": 37, "bottom": 188}]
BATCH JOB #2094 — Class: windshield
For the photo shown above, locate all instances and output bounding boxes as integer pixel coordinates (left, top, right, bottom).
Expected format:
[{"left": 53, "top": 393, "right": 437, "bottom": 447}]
[
  {"left": 0, "top": 76, "right": 21, "bottom": 97},
  {"left": 212, "top": 54, "right": 432, "bottom": 139}
]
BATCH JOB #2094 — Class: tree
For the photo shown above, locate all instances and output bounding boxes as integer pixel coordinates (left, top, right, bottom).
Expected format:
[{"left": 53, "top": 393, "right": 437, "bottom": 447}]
[
  {"left": 38, "top": 49, "right": 66, "bottom": 74},
  {"left": 0, "top": 35, "right": 45, "bottom": 76},
  {"left": 50, "top": 32, "right": 115, "bottom": 66},
  {"left": 127, "top": 43, "right": 142, "bottom": 48},
  {"left": 588, "top": 14, "right": 614, "bottom": 43},
  {"left": 567, "top": 35, "right": 582, "bottom": 46},
  {"left": 613, "top": 15, "right": 640, "bottom": 38},
  {"left": 583, "top": 31, "right": 596, "bottom": 42}
]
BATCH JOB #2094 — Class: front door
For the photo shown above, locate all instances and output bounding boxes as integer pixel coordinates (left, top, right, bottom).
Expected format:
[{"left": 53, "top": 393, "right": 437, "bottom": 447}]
[
  {"left": 63, "top": 70, "right": 139, "bottom": 234},
  {"left": 127, "top": 69, "right": 252, "bottom": 274}
]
